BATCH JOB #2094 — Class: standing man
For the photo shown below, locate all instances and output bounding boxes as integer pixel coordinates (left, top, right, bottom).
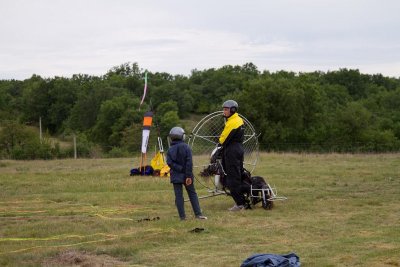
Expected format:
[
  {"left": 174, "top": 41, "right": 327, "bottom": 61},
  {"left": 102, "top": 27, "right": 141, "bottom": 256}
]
[{"left": 219, "top": 100, "right": 246, "bottom": 211}]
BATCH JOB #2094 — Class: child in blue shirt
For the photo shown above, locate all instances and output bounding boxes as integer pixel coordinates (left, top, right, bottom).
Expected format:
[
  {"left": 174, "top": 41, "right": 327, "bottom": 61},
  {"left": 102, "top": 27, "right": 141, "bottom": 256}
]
[{"left": 166, "top": 127, "right": 207, "bottom": 220}]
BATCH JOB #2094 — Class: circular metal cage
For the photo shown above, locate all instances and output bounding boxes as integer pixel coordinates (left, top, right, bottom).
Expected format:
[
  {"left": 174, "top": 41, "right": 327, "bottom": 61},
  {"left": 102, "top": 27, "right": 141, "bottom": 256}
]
[{"left": 188, "top": 111, "right": 259, "bottom": 180}]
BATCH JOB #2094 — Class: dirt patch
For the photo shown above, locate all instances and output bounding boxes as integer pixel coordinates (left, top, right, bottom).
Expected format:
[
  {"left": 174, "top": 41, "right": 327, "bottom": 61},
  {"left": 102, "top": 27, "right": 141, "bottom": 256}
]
[{"left": 43, "top": 250, "right": 128, "bottom": 266}]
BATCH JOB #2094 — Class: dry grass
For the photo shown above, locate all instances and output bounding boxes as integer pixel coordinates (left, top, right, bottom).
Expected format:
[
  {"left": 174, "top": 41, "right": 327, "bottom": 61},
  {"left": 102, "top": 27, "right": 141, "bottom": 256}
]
[{"left": 0, "top": 153, "right": 399, "bottom": 266}]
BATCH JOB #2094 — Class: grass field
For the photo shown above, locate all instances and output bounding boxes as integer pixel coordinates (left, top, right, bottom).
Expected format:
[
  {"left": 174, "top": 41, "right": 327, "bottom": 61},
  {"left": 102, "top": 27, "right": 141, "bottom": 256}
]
[{"left": 0, "top": 153, "right": 399, "bottom": 266}]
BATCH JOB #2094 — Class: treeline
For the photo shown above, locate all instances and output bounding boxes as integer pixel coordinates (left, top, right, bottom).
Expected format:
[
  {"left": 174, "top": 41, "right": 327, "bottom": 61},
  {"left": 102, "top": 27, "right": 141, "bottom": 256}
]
[{"left": 1, "top": 62, "right": 400, "bottom": 159}]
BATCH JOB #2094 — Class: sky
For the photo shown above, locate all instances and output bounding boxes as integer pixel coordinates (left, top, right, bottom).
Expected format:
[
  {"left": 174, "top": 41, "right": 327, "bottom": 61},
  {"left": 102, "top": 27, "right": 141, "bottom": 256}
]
[{"left": 1, "top": 0, "right": 400, "bottom": 80}]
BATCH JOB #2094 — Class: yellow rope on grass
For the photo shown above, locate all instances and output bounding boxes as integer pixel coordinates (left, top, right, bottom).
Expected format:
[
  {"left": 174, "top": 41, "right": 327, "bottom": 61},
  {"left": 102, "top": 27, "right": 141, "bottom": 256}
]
[
  {"left": 0, "top": 228, "right": 175, "bottom": 255},
  {"left": 0, "top": 235, "right": 118, "bottom": 255},
  {"left": 94, "top": 213, "right": 135, "bottom": 221},
  {"left": 0, "top": 233, "right": 117, "bottom": 242}
]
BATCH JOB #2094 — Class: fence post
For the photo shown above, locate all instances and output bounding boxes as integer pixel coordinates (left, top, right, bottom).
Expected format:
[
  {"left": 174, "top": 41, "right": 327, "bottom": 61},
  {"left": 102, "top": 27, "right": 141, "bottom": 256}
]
[
  {"left": 73, "top": 134, "right": 77, "bottom": 159},
  {"left": 39, "top": 117, "right": 42, "bottom": 143}
]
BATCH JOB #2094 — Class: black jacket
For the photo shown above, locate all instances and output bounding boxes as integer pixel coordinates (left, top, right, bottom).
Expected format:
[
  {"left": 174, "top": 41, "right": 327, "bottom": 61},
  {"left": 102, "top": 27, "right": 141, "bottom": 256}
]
[{"left": 166, "top": 140, "right": 193, "bottom": 184}]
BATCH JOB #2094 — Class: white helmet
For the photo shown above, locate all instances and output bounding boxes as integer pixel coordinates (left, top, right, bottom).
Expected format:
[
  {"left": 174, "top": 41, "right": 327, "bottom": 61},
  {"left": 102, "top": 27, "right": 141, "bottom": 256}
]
[
  {"left": 222, "top": 100, "right": 238, "bottom": 114},
  {"left": 169, "top": 127, "right": 185, "bottom": 141}
]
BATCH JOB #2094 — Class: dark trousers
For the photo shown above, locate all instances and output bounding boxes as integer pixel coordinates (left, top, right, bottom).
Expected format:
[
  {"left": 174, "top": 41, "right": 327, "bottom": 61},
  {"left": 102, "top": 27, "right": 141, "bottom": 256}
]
[
  {"left": 173, "top": 183, "right": 202, "bottom": 219},
  {"left": 223, "top": 143, "right": 245, "bottom": 206}
]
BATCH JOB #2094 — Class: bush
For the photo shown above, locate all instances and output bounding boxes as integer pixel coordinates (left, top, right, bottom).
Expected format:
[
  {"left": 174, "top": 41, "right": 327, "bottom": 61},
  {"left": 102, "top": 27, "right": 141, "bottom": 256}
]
[
  {"left": 0, "top": 121, "right": 55, "bottom": 159},
  {"left": 107, "top": 147, "right": 130, "bottom": 158}
]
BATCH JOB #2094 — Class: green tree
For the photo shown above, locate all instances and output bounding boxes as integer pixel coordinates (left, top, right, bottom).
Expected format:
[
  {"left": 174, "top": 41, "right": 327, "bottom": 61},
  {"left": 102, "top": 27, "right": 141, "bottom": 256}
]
[
  {"left": 331, "top": 102, "right": 372, "bottom": 150},
  {"left": 237, "top": 76, "right": 325, "bottom": 150},
  {"left": 0, "top": 82, "right": 13, "bottom": 119},
  {"left": 0, "top": 121, "right": 53, "bottom": 159},
  {"left": 21, "top": 75, "right": 50, "bottom": 126},
  {"left": 159, "top": 111, "right": 180, "bottom": 143},
  {"left": 91, "top": 95, "right": 142, "bottom": 150},
  {"left": 323, "top": 69, "right": 368, "bottom": 100},
  {"left": 156, "top": 100, "right": 179, "bottom": 117},
  {"left": 106, "top": 62, "right": 141, "bottom": 78},
  {"left": 120, "top": 123, "right": 143, "bottom": 154},
  {"left": 66, "top": 84, "right": 125, "bottom": 132},
  {"left": 47, "top": 77, "right": 78, "bottom": 133}
]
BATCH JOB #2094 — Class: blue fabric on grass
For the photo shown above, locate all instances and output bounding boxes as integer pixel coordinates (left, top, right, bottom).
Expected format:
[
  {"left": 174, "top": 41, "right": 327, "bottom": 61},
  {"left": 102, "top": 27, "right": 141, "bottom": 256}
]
[{"left": 240, "top": 253, "right": 300, "bottom": 267}]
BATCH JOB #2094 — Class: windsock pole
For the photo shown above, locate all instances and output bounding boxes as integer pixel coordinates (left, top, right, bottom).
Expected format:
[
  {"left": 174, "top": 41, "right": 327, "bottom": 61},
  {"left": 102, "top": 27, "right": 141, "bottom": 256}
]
[{"left": 140, "top": 111, "right": 153, "bottom": 174}]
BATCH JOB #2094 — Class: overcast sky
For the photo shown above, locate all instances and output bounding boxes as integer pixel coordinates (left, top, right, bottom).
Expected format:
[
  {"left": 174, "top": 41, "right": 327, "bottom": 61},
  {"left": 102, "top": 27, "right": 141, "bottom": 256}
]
[{"left": 1, "top": 0, "right": 399, "bottom": 80}]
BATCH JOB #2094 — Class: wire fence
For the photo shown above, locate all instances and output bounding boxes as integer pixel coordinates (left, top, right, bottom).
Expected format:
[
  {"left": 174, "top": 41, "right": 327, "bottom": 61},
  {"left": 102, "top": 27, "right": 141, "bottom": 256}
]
[
  {"left": 1, "top": 135, "right": 400, "bottom": 160},
  {"left": 259, "top": 142, "right": 400, "bottom": 153},
  {"left": 0, "top": 141, "right": 400, "bottom": 161}
]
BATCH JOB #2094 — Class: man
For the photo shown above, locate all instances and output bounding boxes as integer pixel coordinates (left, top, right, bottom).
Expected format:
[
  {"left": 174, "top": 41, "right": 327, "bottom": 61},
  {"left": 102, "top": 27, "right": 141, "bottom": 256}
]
[{"left": 219, "top": 100, "right": 246, "bottom": 211}]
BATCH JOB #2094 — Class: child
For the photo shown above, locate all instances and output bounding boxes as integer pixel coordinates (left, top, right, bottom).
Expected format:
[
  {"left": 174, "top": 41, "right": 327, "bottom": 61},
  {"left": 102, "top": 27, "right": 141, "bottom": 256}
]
[{"left": 166, "top": 127, "right": 207, "bottom": 220}]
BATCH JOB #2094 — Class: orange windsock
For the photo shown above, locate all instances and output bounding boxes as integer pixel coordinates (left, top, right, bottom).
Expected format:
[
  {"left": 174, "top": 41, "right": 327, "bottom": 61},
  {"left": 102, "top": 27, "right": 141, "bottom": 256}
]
[{"left": 143, "top": 111, "right": 153, "bottom": 129}]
